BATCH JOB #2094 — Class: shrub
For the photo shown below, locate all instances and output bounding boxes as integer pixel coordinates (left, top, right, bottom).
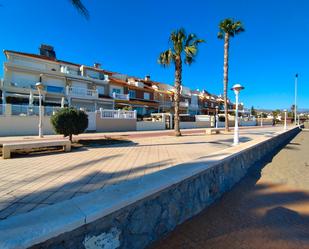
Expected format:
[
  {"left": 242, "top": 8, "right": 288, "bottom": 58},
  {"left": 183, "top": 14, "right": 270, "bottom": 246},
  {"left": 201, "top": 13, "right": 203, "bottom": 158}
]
[
  {"left": 218, "top": 116, "right": 225, "bottom": 122},
  {"left": 51, "top": 107, "right": 88, "bottom": 141}
]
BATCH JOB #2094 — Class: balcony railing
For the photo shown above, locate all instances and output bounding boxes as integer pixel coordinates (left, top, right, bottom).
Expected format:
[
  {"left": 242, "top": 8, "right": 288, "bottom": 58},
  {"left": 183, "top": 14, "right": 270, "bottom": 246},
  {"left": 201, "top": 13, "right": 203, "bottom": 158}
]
[
  {"left": 112, "top": 92, "right": 130, "bottom": 100},
  {"left": 0, "top": 104, "right": 61, "bottom": 116},
  {"left": 100, "top": 109, "right": 136, "bottom": 119},
  {"left": 67, "top": 86, "right": 98, "bottom": 98},
  {"left": 179, "top": 101, "right": 189, "bottom": 108},
  {"left": 159, "top": 101, "right": 173, "bottom": 108}
]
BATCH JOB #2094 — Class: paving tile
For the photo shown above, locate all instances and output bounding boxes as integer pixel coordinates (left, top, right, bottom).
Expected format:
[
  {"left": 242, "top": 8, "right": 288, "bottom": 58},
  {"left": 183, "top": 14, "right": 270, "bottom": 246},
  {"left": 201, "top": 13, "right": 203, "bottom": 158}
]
[{"left": 0, "top": 127, "right": 283, "bottom": 219}]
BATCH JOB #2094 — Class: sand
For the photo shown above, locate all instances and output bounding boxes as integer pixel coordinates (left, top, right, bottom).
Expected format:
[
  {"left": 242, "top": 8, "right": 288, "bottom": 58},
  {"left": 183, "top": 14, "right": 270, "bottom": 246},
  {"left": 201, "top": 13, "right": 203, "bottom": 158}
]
[{"left": 150, "top": 130, "right": 309, "bottom": 249}]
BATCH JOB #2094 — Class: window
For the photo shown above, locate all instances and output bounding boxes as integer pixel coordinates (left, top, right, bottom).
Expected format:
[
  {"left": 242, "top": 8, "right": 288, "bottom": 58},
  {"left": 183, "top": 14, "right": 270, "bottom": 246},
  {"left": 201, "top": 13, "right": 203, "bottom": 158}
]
[
  {"left": 144, "top": 92, "right": 150, "bottom": 100},
  {"left": 97, "top": 86, "right": 104, "bottom": 96},
  {"left": 46, "top": 85, "right": 64, "bottom": 94},
  {"left": 129, "top": 90, "right": 136, "bottom": 98},
  {"left": 112, "top": 88, "right": 121, "bottom": 94}
]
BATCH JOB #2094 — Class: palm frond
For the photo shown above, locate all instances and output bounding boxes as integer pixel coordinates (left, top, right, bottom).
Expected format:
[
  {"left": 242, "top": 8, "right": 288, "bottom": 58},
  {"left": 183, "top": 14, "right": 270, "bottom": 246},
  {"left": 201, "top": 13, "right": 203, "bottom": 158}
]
[
  {"left": 185, "top": 55, "right": 195, "bottom": 65},
  {"left": 70, "top": 0, "right": 89, "bottom": 19},
  {"left": 158, "top": 49, "right": 174, "bottom": 67},
  {"left": 217, "top": 31, "right": 224, "bottom": 39},
  {"left": 218, "top": 18, "right": 244, "bottom": 37},
  {"left": 170, "top": 28, "right": 186, "bottom": 55}
]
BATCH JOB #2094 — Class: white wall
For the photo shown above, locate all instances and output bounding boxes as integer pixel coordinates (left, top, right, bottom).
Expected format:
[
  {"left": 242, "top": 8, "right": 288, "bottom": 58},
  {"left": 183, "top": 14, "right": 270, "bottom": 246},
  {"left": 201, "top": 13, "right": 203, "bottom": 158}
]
[
  {"left": 180, "top": 122, "right": 197, "bottom": 129},
  {"left": 0, "top": 116, "right": 55, "bottom": 136},
  {"left": 136, "top": 121, "right": 165, "bottom": 131},
  {"left": 240, "top": 119, "right": 257, "bottom": 126}
]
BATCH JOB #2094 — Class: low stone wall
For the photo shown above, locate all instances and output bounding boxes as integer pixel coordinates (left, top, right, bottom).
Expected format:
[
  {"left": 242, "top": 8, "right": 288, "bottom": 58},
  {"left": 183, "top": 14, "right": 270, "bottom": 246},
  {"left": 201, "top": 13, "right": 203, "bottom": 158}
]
[
  {"left": 24, "top": 127, "right": 300, "bottom": 249},
  {"left": 0, "top": 116, "right": 55, "bottom": 136},
  {"left": 136, "top": 121, "right": 165, "bottom": 131}
]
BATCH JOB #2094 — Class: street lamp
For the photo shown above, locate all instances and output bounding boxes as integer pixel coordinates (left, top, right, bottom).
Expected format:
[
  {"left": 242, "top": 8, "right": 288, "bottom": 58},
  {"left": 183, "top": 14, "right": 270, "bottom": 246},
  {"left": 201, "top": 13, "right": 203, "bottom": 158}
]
[
  {"left": 36, "top": 82, "right": 44, "bottom": 138},
  {"left": 231, "top": 84, "right": 245, "bottom": 146},
  {"left": 215, "top": 106, "right": 219, "bottom": 128},
  {"left": 294, "top": 74, "right": 298, "bottom": 125},
  {"left": 283, "top": 109, "right": 287, "bottom": 131}
]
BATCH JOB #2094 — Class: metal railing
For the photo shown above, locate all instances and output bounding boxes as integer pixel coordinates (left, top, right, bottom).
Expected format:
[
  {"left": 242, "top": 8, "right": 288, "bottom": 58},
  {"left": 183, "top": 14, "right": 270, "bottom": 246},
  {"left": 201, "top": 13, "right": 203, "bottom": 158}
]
[
  {"left": 179, "top": 101, "right": 189, "bottom": 108},
  {"left": 159, "top": 101, "right": 173, "bottom": 108},
  {"left": 67, "top": 86, "right": 98, "bottom": 98},
  {"left": 0, "top": 104, "right": 61, "bottom": 116},
  {"left": 100, "top": 109, "right": 136, "bottom": 119},
  {"left": 44, "top": 106, "right": 62, "bottom": 116},
  {"left": 11, "top": 105, "right": 40, "bottom": 116},
  {"left": 112, "top": 92, "right": 130, "bottom": 100}
]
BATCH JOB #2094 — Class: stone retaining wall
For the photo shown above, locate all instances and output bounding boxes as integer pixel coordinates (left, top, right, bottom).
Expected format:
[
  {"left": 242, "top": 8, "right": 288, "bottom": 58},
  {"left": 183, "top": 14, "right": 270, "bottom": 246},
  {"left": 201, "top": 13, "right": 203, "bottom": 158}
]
[{"left": 30, "top": 127, "right": 300, "bottom": 249}]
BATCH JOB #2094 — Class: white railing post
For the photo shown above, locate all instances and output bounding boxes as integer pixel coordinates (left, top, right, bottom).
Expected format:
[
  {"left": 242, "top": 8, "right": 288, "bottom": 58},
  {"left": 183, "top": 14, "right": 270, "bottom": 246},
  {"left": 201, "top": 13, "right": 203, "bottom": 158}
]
[
  {"left": 134, "top": 110, "right": 137, "bottom": 119},
  {"left": 118, "top": 109, "right": 121, "bottom": 118}
]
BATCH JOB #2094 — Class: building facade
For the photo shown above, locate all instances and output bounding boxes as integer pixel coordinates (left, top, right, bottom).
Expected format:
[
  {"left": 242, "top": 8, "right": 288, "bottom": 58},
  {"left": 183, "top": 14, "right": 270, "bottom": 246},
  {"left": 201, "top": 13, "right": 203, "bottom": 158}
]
[{"left": 0, "top": 45, "right": 242, "bottom": 117}]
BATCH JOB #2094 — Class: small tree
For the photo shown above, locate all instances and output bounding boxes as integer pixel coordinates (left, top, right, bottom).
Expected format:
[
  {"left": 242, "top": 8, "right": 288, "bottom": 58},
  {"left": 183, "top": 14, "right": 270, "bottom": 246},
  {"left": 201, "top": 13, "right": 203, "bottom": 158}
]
[
  {"left": 51, "top": 107, "right": 88, "bottom": 141},
  {"left": 251, "top": 106, "right": 257, "bottom": 117}
]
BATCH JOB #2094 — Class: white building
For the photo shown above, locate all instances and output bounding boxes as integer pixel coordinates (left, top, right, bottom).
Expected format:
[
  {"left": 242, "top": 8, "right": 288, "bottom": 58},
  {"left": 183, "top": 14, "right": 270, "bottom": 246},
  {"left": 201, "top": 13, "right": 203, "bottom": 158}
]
[{"left": 1, "top": 45, "right": 114, "bottom": 114}]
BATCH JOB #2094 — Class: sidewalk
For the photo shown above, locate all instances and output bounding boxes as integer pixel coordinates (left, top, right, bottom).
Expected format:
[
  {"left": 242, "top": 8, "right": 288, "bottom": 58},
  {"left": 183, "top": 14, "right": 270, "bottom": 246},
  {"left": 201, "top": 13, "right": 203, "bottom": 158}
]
[{"left": 0, "top": 126, "right": 283, "bottom": 220}]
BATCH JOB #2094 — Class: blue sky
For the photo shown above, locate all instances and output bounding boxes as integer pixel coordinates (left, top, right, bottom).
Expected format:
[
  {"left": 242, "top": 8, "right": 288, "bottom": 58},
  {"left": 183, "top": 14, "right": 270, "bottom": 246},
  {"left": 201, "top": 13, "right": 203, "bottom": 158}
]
[{"left": 0, "top": 0, "right": 308, "bottom": 109}]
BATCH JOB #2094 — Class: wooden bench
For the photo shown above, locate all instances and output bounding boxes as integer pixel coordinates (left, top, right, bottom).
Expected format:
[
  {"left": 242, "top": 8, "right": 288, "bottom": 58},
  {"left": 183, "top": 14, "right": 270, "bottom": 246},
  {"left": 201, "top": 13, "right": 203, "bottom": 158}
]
[
  {"left": 2, "top": 140, "right": 71, "bottom": 159},
  {"left": 205, "top": 128, "right": 225, "bottom": 135}
]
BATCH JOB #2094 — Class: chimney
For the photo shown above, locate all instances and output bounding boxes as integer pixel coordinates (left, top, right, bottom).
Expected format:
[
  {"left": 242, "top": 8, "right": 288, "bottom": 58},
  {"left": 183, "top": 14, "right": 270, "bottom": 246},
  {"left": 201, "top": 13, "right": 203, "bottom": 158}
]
[
  {"left": 39, "top": 44, "right": 56, "bottom": 59},
  {"left": 94, "top": 63, "right": 101, "bottom": 69},
  {"left": 145, "top": 75, "right": 151, "bottom": 81}
]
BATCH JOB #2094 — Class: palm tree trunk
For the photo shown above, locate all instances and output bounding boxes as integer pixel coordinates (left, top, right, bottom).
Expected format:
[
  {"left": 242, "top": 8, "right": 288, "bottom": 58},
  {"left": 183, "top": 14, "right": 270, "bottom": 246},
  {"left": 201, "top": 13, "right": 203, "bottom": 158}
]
[
  {"left": 223, "top": 33, "right": 230, "bottom": 132},
  {"left": 174, "top": 56, "right": 182, "bottom": 136}
]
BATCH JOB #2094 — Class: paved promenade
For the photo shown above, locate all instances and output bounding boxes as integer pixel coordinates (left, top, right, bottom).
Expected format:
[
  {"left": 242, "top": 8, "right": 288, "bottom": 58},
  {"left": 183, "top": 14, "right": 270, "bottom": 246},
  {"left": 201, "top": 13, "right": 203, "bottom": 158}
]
[
  {"left": 151, "top": 130, "right": 309, "bottom": 249},
  {"left": 0, "top": 127, "right": 283, "bottom": 220}
]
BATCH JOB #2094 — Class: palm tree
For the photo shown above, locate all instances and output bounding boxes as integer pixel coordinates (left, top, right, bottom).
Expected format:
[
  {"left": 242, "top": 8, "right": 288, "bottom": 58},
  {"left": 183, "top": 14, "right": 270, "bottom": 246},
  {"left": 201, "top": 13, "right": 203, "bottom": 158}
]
[
  {"left": 70, "top": 0, "right": 89, "bottom": 19},
  {"left": 218, "top": 18, "right": 244, "bottom": 132},
  {"left": 158, "top": 28, "right": 204, "bottom": 136}
]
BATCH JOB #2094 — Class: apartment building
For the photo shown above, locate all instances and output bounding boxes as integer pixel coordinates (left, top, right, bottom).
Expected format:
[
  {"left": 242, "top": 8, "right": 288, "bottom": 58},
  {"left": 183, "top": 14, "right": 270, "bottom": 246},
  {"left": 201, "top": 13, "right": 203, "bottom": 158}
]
[
  {"left": 0, "top": 44, "right": 241, "bottom": 117},
  {"left": 1, "top": 45, "right": 114, "bottom": 113},
  {"left": 106, "top": 74, "right": 159, "bottom": 116}
]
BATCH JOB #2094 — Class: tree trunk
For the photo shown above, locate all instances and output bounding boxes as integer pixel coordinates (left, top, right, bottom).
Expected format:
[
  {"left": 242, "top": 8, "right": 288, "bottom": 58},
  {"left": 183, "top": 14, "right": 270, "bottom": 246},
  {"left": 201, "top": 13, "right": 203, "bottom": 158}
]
[
  {"left": 223, "top": 33, "right": 230, "bottom": 132},
  {"left": 174, "top": 56, "right": 182, "bottom": 136},
  {"left": 69, "top": 134, "right": 73, "bottom": 142}
]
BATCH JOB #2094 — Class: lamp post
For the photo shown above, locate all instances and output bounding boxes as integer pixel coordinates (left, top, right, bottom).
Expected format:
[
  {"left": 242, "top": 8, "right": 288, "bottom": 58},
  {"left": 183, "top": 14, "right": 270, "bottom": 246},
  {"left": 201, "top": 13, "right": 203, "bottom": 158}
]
[
  {"left": 36, "top": 82, "right": 44, "bottom": 138},
  {"left": 294, "top": 74, "right": 298, "bottom": 125},
  {"left": 231, "top": 84, "right": 245, "bottom": 146},
  {"left": 215, "top": 106, "right": 219, "bottom": 128},
  {"left": 283, "top": 109, "right": 287, "bottom": 131}
]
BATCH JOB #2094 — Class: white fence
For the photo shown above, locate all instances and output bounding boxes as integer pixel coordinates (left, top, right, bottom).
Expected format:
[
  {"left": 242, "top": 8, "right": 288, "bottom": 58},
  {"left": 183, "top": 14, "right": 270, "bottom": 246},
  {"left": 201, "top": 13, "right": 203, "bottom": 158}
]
[{"left": 100, "top": 109, "right": 137, "bottom": 119}]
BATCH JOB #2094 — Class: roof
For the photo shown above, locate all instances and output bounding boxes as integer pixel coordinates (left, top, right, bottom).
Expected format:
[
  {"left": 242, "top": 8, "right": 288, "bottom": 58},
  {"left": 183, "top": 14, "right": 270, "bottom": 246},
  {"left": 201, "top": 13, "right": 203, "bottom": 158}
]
[{"left": 4, "top": 50, "right": 81, "bottom": 67}]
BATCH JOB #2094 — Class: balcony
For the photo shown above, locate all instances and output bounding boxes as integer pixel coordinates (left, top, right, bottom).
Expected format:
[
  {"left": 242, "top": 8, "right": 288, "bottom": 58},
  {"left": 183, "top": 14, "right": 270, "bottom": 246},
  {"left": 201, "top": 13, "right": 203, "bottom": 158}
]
[
  {"left": 66, "top": 86, "right": 98, "bottom": 98},
  {"left": 159, "top": 101, "right": 173, "bottom": 108},
  {"left": 179, "top": 101, "right": 189, "bottom": 108},
  {"left": 112, "top": 92, "right": 130, "bottom": 101}
]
